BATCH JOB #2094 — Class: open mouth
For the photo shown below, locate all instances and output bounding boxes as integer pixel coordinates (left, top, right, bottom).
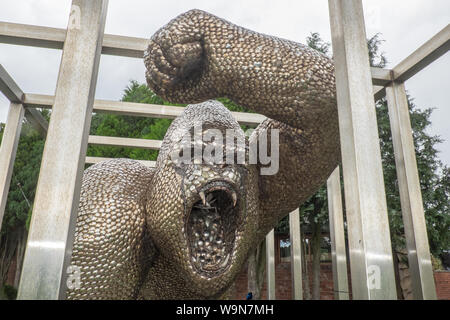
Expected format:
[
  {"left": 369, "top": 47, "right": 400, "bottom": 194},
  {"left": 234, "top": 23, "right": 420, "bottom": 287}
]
[{"left": 186, "top": 181, "right": 239, "bottom": 277}]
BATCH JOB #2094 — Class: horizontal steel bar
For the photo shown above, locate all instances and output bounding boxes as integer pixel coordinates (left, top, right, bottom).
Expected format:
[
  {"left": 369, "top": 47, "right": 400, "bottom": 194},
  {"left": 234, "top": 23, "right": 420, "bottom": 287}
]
[
  {"left": 88, "top": 135, "right": 162, "bottom": 149},
  {"left": 2, "top": 21, "right": 448, "bottom": 84},
  {"left": 0, "top": 64, "right": 23, "bottom": 102},
  {"left": 85, "top": 156, "right": 156, "bottom": 167},
  {"left": 23, "top": 93, "right": 266, "bottom": 125},
  {"left": 0, "top": 64, "right": 48, "bottom": 137},
  {"left": 0, "top": 21, "right": 148, "bottom": 58},
  {"left": 371, "top": 24, "right": 449, "bottom": 97},
  {"left": 392, "top": 24, "right": 450, "bottom": 82},
  {"left": 370, "top": 67, "right": 392, "bottom": 86},
  {"left": 373, "top": 85, "right": 386, "bottom": 101},
  {"left": 0, "top": 21, "right": 393, "bottom": 84},
  {"left": 24, "top": 108, "right": 48, "bottom": 137},
  {"left": 0, "top": 22, "right": 66, "bottom": 50},
  {"left": 102, "top": 34, "right": 149, "bottom": 58},
  {"left": 6, "top": 20, "right": 446, "bottom": 115}
]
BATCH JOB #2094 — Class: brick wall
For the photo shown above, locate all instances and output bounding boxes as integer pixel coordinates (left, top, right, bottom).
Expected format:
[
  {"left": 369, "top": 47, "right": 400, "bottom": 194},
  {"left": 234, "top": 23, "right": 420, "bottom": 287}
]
[
  {"left": 434, "top": 271, "right": 450, "bottom": 300},
  {"left": 233, "top": 262, "right": 450, "bottom": 300},
  {"left": 232, "top": 262, "right": 336, "bottom": 300},
  {"left": 5, "top": 253, "right": 17, "bottom": 286}
]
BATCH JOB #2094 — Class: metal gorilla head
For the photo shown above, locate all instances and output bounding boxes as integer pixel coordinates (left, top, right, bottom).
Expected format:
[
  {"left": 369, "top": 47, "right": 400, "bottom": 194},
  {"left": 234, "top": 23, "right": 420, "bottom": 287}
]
[{"left": 145, "top": 100, "right": 260, "bottom": 295}]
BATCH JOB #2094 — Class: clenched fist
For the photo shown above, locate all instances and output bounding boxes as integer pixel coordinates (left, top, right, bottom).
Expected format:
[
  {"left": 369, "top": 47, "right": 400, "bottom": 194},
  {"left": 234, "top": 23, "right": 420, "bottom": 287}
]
[
  {"left": 144, "top": 10, "right": 220, "bottom": 103},
  {"left": 144, "top": 9, "right": 336, "bottom": 130}
]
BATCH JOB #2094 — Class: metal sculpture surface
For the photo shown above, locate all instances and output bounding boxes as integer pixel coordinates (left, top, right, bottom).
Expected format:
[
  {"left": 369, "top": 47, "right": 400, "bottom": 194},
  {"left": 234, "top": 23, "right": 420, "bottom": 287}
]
[{"left": 67, "top": 9, "right": 339, "bottom": 299}]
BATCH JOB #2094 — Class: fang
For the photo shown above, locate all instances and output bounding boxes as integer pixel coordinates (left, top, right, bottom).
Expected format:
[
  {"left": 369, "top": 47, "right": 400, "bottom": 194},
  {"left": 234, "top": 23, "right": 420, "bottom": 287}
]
[
  {"left": 231, "top": 191, "right": 237, "bottom": 207},
  {"left": 199, "top": 191, "right": 206, "bottom": 205}
]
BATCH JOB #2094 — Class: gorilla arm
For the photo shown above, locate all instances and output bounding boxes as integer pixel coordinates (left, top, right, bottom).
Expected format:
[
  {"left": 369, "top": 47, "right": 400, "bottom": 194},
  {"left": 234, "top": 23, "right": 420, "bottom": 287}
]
[
  {"left": 66, "top": 159, "right": 156, "bottom": 299},
  {"left": 145, "top": 9, "right": 341, "bottom": 231}
]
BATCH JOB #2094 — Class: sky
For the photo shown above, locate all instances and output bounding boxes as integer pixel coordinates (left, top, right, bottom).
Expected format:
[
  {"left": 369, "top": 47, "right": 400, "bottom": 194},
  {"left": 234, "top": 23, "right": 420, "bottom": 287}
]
[{"left": 0, "top": 0, "right": 449, "bottom": 165}]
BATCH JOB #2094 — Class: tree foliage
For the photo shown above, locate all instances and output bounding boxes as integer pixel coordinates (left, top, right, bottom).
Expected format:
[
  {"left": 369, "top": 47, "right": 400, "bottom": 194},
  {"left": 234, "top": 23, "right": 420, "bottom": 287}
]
[
  {"left": 377, "top": 97, "right": 450, "bottom": 255},
  {"left": 0, "top": 125, "right": 44, "bottom": 234},
  {"left": 0, "top": 120, "right": 45, "bottom": 291}
]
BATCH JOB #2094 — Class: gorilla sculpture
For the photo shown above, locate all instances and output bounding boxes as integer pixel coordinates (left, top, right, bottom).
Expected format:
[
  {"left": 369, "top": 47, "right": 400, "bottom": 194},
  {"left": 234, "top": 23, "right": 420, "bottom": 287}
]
[{"left": 67, "top": 9, "right": 340, "bottom": 299}]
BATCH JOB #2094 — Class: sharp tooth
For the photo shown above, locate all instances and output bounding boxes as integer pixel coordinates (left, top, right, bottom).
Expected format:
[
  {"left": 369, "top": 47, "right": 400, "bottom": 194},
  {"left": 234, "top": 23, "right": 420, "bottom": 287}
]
[
  {"left": 231, "top": 191, "right": 238, "bottom": 207},
  {"left": 220, "top": 255, "right": 230, "bottom": 267},
  {"left": 199, "top": 191, "right": 206, "bottom": 205}
]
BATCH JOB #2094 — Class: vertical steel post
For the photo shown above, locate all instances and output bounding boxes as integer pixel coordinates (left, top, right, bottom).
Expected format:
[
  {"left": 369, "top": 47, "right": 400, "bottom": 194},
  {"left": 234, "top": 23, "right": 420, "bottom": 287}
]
[
  {"left": 17, "top": 0, "right": 108, "bottom": 299},
  {"left": 385, "top": 82, "right": 437, "bottom": 299},
  {"left": 327, "top": 167, "right": 349, "bottom": 300},
  {"left": 328, "top": 0, "right": 397, "bottom": 299},
  {"left": 0, "top": 103, "right": 25, "bottom": 225},
  {"left": 289, "top": 209, "right": 303, "bottom": 300},
  {"left": 266, "top": 229, "right": 276, "bottom": 300}
]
